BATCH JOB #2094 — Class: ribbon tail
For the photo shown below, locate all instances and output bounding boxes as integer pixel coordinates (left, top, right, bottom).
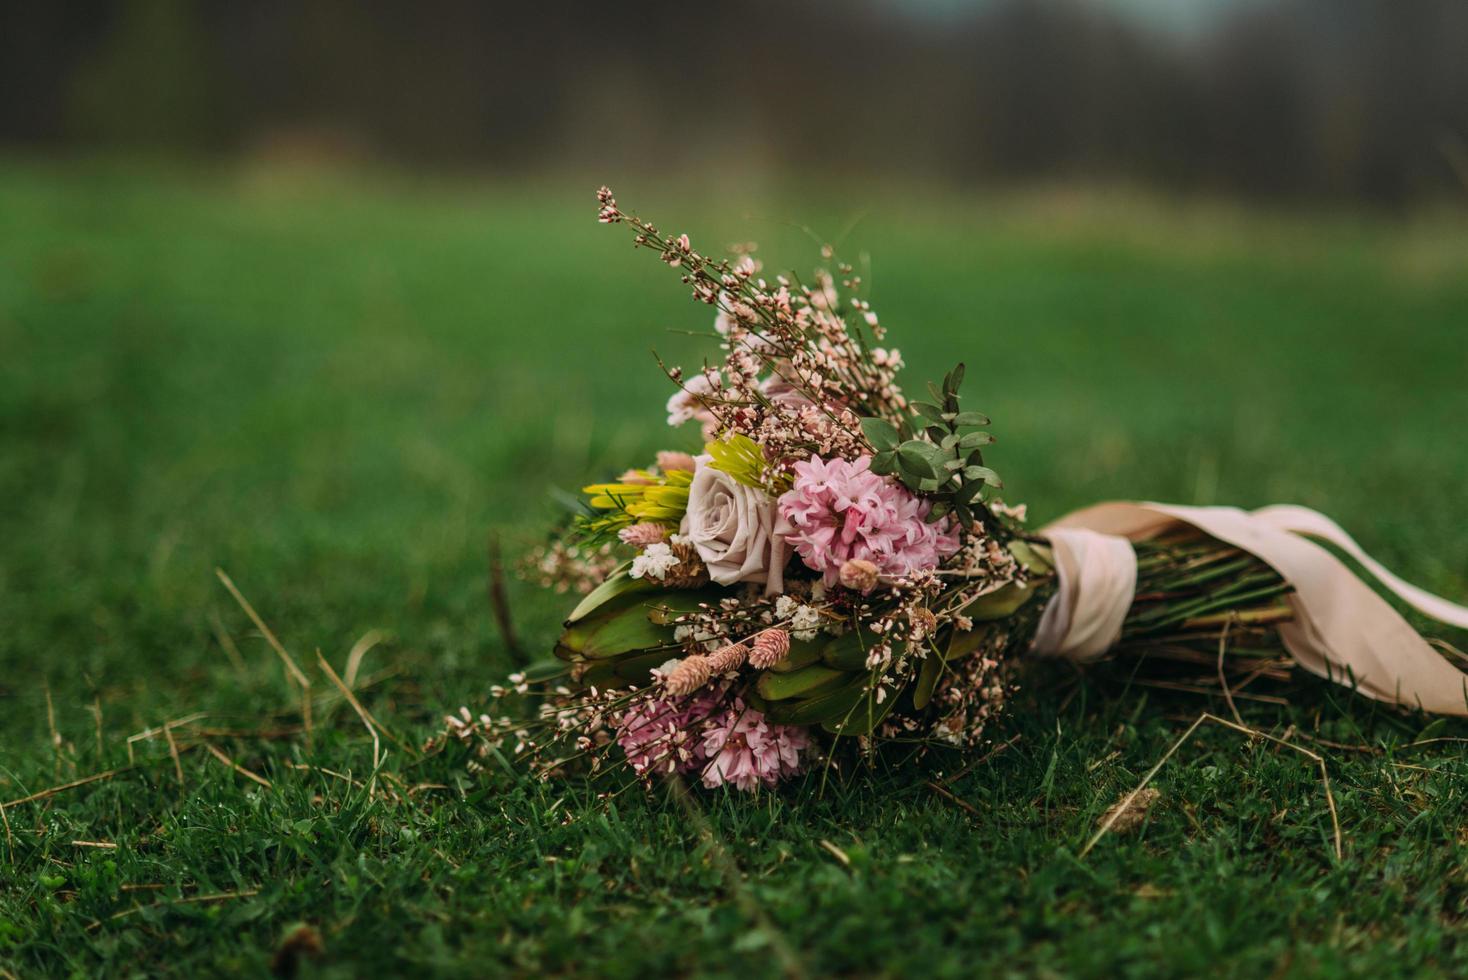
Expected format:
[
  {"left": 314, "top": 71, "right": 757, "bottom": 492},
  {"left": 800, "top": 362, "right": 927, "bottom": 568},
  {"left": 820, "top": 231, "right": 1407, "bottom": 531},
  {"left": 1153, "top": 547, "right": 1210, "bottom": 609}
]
[
  {"left": 1045, "top": 501, "right": 1468, "bottom": 717},
  {"left": 1252, "top": 504, "right": 1468, "bottom": 630}
]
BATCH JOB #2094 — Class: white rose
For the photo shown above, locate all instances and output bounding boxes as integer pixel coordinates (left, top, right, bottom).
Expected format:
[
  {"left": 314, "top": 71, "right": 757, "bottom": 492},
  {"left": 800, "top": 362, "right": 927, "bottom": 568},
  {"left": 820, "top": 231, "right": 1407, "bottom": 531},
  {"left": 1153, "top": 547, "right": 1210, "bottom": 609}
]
[{"left": 679, "top": 455, "right": 788, "bottom": 594}]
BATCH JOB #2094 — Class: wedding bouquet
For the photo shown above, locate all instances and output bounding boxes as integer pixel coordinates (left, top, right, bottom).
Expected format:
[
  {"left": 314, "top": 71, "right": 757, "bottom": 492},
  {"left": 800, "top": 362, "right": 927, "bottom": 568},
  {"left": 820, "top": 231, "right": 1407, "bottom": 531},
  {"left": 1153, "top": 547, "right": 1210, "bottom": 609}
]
[{"left": 437, "top": 189, "right": 1468, "bottom": 792}]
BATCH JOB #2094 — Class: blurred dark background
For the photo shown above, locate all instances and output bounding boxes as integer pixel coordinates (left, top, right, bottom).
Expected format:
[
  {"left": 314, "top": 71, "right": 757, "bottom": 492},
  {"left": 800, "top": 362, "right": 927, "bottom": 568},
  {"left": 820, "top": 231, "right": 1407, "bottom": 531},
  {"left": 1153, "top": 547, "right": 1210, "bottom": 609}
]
[{"left": 5, "top": 0, "right": 1468, "bottom": 206}]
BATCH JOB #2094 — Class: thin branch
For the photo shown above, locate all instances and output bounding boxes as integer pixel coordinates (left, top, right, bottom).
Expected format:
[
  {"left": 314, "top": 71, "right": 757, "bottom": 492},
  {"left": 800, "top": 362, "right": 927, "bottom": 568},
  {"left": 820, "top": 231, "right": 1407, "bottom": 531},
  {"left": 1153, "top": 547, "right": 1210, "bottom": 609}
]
[
  {"left": 88, "top": 889, "right": 260, "bottom": 931},
  {"left": 163, "top": 721, "right": 185, "bottom": 787},
  {"left": 316, "top": 651, "right": 381, "bottom": 797},
  {"left": 215, "top": 567, "right": 313, "bottom": 748},
  {"left": 203, "top": 743, "right": 271, "bottom": 789},
  {"left": 208, "top": 609, "right": 248, "bottom": 675},
  {"left": 343, "top": 630, "right": 385, "bottom": 690},
  {"left": 1216, "top": 619, "right": 1244, "bottom": 726},
  {"left": 926, "top": 780, "right": 983, "bottom": 819},
  {"left": 2, "top": 768, "right": 128, "bottom": 811},
  {"left": 1080, "top": 712, "right": 1341, "bottom": 862},
  {"left": 487, "top": 534, "right": 525, "bottom": 660}
]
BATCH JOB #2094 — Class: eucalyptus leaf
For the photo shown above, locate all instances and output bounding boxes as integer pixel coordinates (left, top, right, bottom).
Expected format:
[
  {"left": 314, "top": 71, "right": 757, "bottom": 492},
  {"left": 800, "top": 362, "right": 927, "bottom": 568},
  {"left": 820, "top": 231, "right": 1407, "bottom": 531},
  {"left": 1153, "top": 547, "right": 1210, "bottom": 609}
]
[
  {"left": 964, "top": 465, "right": 1003, "bottom": 487},
  {"left": 953, "top": 411, "right": 990, "bottom": 427},
  {"left": 897, "top": 444, "right": 938, "bottom": 479},
  {"left": 949, "top": 362, "right": 966, "bottom": 391},
  {"left": 860, "top": 416, "right": 901, "bottom": 451},
  {"left": 911, "top": 402, "right": 945, "bottom": 425}
]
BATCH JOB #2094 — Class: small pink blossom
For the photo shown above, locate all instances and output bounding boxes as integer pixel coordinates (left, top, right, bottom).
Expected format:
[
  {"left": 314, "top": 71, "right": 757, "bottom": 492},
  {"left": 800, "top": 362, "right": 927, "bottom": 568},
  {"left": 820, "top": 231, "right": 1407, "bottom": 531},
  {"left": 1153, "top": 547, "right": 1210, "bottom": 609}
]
[
  {"left": 615, "top": 689, "right": 721, "bottom": 777},
  {"left": 699, "top": 700, "right": 808, "bottom": 791},
  {"left": 777, "top": 455, "right": 960, "bottom": 586},
  {"left": 666, "top": 371, "right": 720, "bottom": 429}
]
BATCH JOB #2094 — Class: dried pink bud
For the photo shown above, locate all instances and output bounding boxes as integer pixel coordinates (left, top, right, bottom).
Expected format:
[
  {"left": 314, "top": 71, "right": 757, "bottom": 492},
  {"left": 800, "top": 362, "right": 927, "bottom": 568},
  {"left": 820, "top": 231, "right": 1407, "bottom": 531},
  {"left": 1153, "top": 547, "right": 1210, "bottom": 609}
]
[
  {"left": 838, "top": 558, "right": 881, "bottom": 593},
  {"left": 656, "top": 451, "right": 697, "bottom": 473},
  {"left": 596, "top": 187, "right": 622, "bottom": 223},
  {"left": 665, "top": 655, "right": 713, "bottom": 697},
  {"left": 749, "top": 629, "right": 791, "bottom": 669},
  {"left": 908, "top": 607, "right": 938, "bottom": 639},
  {"left": 619, "top": 523, "right": 669, "bottom": 547},
  {"left": 706, "top": 643, "right": 748, "bottom": 674}
]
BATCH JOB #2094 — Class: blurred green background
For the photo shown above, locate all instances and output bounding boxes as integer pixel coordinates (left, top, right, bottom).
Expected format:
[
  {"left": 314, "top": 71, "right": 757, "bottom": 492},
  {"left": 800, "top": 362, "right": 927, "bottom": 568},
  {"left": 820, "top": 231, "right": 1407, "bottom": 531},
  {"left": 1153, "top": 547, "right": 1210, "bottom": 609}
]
[{"left": 3, "top": 2, "right": 1468, "bottom": 976}]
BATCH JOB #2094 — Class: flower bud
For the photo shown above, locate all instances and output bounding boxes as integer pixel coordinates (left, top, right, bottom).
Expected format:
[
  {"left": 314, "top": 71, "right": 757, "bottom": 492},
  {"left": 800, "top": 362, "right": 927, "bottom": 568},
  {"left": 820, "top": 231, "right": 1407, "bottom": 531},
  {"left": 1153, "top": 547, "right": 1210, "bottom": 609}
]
[
  {"left": 838, "top": 558, "right": 881, "bottom": 593},
  {"left": 656, "top": 451, "right": 698, "bottom": 473},
  {"left": 664, "top": 655, "right": 713, "bottom": 697},
  {"left": 619, "top": 522, "right": 669, "bottom": 547},
  {"left": 749, "top": 628, "right": 791, "bottom": 669},
  {"left": 706, "top": 642, "right": 748, "bottom": 674}
]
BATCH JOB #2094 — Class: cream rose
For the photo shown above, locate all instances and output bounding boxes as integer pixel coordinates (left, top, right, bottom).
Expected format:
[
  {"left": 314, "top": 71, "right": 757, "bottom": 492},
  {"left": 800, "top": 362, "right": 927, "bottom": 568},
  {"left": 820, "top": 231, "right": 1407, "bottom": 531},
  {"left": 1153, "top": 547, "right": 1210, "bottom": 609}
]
[{"left": 679, "top": 455, "right": 788, "bottom": 594}]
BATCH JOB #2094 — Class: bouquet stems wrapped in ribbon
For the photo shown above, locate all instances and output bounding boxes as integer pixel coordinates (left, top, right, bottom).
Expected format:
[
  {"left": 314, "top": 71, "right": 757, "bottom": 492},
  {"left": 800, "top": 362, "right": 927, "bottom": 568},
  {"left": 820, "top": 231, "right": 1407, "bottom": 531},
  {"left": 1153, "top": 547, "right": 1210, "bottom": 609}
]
[{"left": 440, "top": 190, "right": 1468, "bottom": 792}]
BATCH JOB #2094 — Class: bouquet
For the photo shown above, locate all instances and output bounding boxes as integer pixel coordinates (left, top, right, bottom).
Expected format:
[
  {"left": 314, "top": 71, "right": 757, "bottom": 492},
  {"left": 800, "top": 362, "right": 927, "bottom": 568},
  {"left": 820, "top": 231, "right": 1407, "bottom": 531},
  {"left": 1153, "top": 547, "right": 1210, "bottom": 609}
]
[{"left": 438, "top": 189, "right": 1468, "bottom": 793}]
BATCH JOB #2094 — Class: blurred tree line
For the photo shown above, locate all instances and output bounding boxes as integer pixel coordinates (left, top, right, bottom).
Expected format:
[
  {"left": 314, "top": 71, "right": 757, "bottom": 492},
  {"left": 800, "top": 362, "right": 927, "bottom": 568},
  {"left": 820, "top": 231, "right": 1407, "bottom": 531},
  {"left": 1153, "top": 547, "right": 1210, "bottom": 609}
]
[{"left": 3, "top": 0, "right": 1466, "bottom": 205}]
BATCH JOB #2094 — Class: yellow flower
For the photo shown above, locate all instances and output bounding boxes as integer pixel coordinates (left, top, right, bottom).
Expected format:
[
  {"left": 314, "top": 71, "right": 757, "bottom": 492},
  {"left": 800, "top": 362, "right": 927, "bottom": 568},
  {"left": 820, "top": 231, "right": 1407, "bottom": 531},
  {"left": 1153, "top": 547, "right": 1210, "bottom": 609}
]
[
  {"left": 582, "top": 468, "right": 693, "bottom": 526},
  {"left": 705, "top": 434, "right": 790, "bottom": 494}
]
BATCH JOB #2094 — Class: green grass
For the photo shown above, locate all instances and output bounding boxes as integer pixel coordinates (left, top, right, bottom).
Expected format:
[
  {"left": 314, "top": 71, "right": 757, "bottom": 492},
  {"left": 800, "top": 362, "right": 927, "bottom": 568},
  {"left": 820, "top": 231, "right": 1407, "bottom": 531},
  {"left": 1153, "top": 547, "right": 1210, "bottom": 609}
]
[{"left": 2, "top": 160, "right": 1467, "bottom": 977}]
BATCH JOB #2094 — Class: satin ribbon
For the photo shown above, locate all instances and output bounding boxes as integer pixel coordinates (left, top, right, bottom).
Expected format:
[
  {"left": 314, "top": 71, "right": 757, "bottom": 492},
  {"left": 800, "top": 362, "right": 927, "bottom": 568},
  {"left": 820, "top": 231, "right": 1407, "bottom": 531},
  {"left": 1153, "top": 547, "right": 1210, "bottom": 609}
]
[{"left": 1032, "top": 502, "right": 1468, "bottom": 716}]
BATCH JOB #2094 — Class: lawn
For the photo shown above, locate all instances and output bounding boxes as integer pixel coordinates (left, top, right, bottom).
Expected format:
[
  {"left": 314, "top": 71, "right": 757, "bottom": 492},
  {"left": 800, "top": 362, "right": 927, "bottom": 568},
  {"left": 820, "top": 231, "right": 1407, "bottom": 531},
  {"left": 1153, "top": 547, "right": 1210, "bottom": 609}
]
[{"left": 2, "top": 160, "right": 1467, "bottom": 977}]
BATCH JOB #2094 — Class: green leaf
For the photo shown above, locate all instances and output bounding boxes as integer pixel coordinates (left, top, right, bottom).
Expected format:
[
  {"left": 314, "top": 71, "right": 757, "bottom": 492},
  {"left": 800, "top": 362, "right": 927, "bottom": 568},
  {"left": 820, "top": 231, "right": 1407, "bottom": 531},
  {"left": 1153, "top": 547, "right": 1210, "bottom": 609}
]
[
  {"left": 957, "top": 479, "right": 986, "bottom": 504},
  {"left": 953, "top": 411, "right": 990, "bottom": 427},
  {"left": 912, "top": 652, "right": 945, "bottom": 710},
  {"left": 767, "top": 638, "right": 825, "bottom": 673},
  {"left": 947, "top": 622, "right": 997, "bottom": 660},
  {"left": 859, "top": 416, "right": 901, "bottom": 451},
  {"left": 821, "top": 629, "right": 878, "bottom": 670},
  {"left": 565, "top": 566, "right": 651, "bottom": 624},
  {"left": 958, "top": 431, "right": 994, "bottom": 449},
  {"left": 898, "top": 444, "right": 939, "bottom": 479},
  {"left": 964, "top": 465, "right": 1002, "bottom": 487},
  {"left": 1006, "top": 540, "right": 1053, "bottom": 573},
  {"left": 523, "top": 659, "right": 569, "bottom": 683},
  {"left": 870, "top": 450, "right": 896, "bottom": 475},
  {"left": 823, "top": 688, "right": 898, "bottom": 736},
  {"left": 578, "top": 608, "right": 673, "bottom": 659},
  {"left": 765, "top": 680, "right": 867, "bottom": 726},
  {"left": 910, "top": 401, "right": 945, "bottom": 425},
  {"left": 644, "top": 588, "right": 729, "bottom": 624},
  {"left": 949, "top": 362, "right": 966, "bottom": 392},
  {"left": 958, "top": 580, "right": 1039, "bottom": 621},
  {"left": 756, "top": 664, "right": 848, "bottom": 701}
]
